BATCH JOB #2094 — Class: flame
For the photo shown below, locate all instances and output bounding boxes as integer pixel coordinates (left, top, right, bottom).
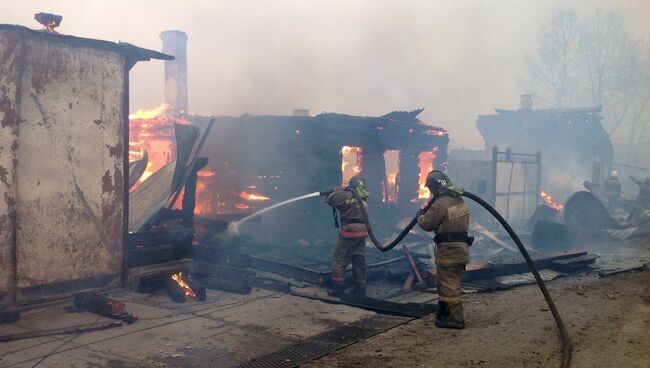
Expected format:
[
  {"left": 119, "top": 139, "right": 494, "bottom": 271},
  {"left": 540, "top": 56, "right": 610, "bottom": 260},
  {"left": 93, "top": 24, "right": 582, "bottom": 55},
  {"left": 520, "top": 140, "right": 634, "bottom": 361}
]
[
  {"left": 388, "top": 173, "right": 397, "bottom": 185},
  {"left": 235, "top": 203, "right": 251, "bottom": 210},
  {"left": 239, "top": 191, "right": 271, "bottom": 201},
  {"left": 341, "top": 146, "right": 363, "bottom": 185},
  {"left": 383, "top": 150, "right": 400, "bottom": 203},
  {"left": 171, "top": 272, "right": 196, "bottom": 299},
  {"left": 425, "top": 129, "right": 448, "bottom": 136},
  {"left": 540, "top": 190, "right": 564, "bottom": 210},
  {"left": 129, "top": 103, "right": 177, "bottom": 190},
  {"left": 417, "top": 150, "right": 437, "bottom": 199},
  {"left": 129, "top": 103, "right": 171, "bottom": 120},
  {"left": 197, "top": 168, "right": 216, "bottom": 178}
]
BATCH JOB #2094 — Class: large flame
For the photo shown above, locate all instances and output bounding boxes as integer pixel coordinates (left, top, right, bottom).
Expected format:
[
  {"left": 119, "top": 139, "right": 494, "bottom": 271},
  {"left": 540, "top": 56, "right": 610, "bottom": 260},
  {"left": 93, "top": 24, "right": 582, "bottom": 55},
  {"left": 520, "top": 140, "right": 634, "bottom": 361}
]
[
  {"left": 171, "top": 272, "right": 196, "bottom": 299},
  {"left": 129, "top": 103, "right": 176, "bottom": 189},
  {"left": 540, "top": 190, "right": 564, "bottom": 210},
  {"left": 129, "top": 103, "right": 171, "bottom": 120},
  {"left": 130, "top": 103, "right": 215, "bottom": 215}
]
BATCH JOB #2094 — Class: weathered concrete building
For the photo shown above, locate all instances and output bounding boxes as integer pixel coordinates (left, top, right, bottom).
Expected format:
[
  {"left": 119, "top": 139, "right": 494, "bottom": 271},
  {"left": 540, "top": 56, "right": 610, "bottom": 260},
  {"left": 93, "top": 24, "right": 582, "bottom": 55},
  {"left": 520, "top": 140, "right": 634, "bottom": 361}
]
[{"left": 0, "top": 24, "right": 170, "bottom": 308}]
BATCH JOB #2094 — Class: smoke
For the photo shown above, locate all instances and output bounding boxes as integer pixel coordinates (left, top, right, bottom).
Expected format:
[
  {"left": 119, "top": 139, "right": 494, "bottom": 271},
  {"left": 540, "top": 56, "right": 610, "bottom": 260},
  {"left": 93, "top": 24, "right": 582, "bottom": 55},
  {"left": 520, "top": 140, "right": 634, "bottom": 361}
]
[{"left": 2, "top": 1, "right": 648, "bottom": 150}]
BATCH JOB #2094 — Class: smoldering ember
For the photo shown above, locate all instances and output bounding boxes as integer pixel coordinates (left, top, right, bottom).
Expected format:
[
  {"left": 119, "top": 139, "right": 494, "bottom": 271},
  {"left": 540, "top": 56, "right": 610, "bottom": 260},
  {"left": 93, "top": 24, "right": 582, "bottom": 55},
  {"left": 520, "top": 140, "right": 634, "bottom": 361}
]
[{"left": 0, "top": 2, "right": 649, "bottom": 368}]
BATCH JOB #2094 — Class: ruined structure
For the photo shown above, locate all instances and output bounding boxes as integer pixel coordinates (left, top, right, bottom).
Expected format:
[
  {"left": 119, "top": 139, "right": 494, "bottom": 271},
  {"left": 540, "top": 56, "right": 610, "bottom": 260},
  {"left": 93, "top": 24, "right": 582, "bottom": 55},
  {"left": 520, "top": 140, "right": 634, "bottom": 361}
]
[
  {"left": 0, "top": 24, "right": 170, "bottom": 307},
  {"left": 185, "top": 110, "right": 449, "bottom": 244},
  {"left": 477, "top": 95, "right": 614, "bottom": 200}
]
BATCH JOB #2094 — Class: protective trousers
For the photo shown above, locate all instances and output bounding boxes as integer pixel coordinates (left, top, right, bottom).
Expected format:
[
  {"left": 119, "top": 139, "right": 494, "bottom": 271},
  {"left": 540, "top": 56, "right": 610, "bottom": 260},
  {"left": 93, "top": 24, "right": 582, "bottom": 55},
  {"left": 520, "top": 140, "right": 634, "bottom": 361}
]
[
  {"left": 435, "top": 242, "right": 469, "bottom": 328},
  {"left": 331, "top": 236, "right": 367, "bottom": 293}
]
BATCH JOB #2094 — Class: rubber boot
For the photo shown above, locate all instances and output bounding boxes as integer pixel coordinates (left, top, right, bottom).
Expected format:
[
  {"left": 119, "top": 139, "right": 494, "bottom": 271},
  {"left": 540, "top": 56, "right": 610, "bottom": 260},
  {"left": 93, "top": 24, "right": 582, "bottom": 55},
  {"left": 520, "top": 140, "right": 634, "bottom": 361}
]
[
  {"left": 435, "top": 301, "right": 465, "bottom": 329},
  {"left": 327, "top": 283, "right": 345, "bottom": 297},
  {"left": 353, "top": 282, "right": 366, "bottom": 297}
]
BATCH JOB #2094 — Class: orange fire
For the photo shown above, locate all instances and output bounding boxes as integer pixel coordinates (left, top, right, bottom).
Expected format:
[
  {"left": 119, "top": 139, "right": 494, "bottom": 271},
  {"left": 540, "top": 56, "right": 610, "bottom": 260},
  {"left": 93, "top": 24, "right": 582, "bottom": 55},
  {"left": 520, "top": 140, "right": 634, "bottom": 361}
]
[
  {"left": 424, "top": 128, "right": 448, "bottom": 136},
  {"left": 129, "top": 103, "right": 177, "bottom": 189},
  {"left": 239, "top": 191, "right": 271, "bottom": 201},
  {"left": 540, "top": 190, "right": 564, "bottom": 210},
  {"left": 388, "top": 173, "right": 397, "bottom": 185},
  {"left": 235, "top": 203, "right": 251, "bottom": 210},
  {"left": 416, "top": 150, "right": 438, "bottom": 199},
  {"left": 341, "top": 146, "right": 363, "bottom": 185},
  {"left": 129, "top": 103, "right": 171, "bottom": 120},
  {"left": 383, "top": 150, "right": 400, "bottom": 203},
  {"left": 197, "top": 168, "right": 216, "bottom": 178},
  {"left": 171, "top": 272, "right": 196, "bottom": 299}
]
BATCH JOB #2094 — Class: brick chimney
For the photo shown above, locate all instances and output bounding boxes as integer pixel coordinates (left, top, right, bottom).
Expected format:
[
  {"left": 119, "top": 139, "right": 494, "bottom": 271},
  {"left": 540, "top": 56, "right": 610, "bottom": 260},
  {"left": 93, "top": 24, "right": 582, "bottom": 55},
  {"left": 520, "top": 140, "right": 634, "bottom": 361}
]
[{"left": 160, "top": 30, "right": 188, "bottom": 116}]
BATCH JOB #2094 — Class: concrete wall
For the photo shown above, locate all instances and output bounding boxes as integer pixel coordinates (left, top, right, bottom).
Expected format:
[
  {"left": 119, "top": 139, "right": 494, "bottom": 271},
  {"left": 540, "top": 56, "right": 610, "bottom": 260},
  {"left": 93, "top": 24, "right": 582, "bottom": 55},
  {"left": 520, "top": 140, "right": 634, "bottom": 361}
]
[
  {"left": 0, "top": 29, "right": 125, "bottom": 305},
  {"left": 0, "top": 30, "right": 22, "bottom": 306}
]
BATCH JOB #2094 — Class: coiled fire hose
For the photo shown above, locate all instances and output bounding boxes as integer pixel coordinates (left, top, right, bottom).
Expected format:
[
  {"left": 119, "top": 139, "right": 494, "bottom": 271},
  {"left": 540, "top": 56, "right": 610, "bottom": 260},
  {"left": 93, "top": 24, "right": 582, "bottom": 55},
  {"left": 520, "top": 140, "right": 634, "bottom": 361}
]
[{"left": 349, "top": 187, "right": 572, "bottom": 368}]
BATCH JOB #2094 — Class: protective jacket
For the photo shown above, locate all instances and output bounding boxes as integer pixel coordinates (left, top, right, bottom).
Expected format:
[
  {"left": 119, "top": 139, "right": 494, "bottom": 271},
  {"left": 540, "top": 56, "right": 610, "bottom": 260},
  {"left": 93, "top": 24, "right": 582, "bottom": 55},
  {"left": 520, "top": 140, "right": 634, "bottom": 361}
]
[
  {"left": 418, "top": 193, "right": 470, "bottom": 266},
  {"left": 602, "top": 177, "right": 621, "bottom": 202},
  {"left": 327, "top": 189, "right": 368, "bottom": 238}
]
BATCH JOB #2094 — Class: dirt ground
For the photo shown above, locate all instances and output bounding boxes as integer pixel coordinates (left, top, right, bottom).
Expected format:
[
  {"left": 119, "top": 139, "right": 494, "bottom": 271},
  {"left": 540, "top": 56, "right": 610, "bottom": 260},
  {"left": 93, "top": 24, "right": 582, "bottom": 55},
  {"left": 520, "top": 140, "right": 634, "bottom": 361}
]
[{"left": 304, "top": 271, "right": 650, "bottom": 368}]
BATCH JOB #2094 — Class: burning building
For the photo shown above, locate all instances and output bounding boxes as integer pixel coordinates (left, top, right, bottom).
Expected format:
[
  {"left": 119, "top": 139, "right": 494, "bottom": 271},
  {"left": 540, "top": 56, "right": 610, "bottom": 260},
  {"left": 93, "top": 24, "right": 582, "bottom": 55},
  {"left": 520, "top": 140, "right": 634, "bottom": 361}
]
[
  {"left": 0, "top": 23, "right": 171, "bottom": 307},
  {"left": 124, "top": 28, "right": 450, "bottom": 245},
  {"left": 130, "top": 107, "right": 449, "bottom": 244}
]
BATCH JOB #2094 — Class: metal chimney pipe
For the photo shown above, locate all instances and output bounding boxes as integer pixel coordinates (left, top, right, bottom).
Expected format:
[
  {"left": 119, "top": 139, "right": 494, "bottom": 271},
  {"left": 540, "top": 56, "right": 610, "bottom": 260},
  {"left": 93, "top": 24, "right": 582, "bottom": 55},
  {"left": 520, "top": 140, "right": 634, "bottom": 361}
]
[
  {"left": 520, "top": 94, "right": 533, "bottom": 111},
  {"left": 160, "top": 30, "right": 188, "bottom": 116}
]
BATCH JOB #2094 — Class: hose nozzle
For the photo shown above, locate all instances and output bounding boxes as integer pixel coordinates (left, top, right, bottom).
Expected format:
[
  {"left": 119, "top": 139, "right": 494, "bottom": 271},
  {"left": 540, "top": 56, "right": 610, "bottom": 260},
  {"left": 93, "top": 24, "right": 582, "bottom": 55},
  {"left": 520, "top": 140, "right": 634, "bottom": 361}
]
[{"left": 319, "top": 188, "right": 335, "bottom": 196}]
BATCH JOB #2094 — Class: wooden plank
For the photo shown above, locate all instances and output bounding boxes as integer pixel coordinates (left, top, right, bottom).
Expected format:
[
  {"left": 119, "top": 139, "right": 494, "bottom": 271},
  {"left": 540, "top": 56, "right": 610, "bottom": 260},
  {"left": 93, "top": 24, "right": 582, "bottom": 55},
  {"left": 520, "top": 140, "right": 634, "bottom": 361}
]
[
  {"left": 462, "top": 249, "right": 588, "bottom": 281},
  {"left": 126, "top": 259, "right": 193, "bottom": 289}
]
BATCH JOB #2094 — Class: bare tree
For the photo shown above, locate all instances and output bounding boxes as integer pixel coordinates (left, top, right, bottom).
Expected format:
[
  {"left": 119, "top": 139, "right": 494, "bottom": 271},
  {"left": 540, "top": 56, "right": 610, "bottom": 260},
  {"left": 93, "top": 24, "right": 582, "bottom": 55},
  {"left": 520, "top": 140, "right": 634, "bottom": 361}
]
[
  {"left": 525, "top": 8, "right": 582, "bottom": 108},
  {"left": 580, "top": 9, "right": 645, "bottom": 136},
  {"left": 525, "top": 7, "right": 650, "bottom": 166}
]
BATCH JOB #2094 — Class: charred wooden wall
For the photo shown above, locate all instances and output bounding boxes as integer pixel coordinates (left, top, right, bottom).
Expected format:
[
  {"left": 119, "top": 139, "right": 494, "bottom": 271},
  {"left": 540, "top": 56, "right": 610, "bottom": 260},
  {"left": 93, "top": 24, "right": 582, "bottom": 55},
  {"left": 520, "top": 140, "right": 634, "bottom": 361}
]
[{"left": 190, "top": 111, "right": 448, "bottom": 244}]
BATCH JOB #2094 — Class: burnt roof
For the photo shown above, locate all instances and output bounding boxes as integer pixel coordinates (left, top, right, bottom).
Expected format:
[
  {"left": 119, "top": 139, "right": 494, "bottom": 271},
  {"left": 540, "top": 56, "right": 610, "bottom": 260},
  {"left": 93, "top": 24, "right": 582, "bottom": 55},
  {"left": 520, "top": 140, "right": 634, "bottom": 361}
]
[
  {"left": 480, "top": 105, "right": 602, "bottom": 118},
  {"left": 0, "top": 23, "right": 173, "bottom": 62}
]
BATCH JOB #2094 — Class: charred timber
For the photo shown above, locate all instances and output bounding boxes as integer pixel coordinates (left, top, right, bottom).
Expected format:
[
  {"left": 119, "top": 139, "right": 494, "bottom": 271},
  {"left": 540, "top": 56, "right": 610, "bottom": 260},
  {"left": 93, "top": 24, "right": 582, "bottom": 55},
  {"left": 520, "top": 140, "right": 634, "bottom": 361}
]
[
  {"left": 191, "top": 262, "right": 256, "bottom": 281},
  {"left": 0, "top": 309, "right": 20, "bottom": 324},
  {"left": 165, "top": 274, "right": 206, "bottom": 303},
  {"left": 74, "top": 293, "right": 137, "bottom": 324},
  {"left": 196, "top": 275, "right": 252, "bottom": 295}
]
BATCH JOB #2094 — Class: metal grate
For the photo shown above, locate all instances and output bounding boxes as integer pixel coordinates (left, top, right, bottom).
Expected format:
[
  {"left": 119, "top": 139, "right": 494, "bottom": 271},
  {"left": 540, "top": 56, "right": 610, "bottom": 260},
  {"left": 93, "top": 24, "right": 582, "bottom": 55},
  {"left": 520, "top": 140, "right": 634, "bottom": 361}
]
[
  {"left": 236, "top": 341, "right": 335, "bottom": 368},
  {"left": 235, "top": 314, "right": 410, "bottom": 368}
]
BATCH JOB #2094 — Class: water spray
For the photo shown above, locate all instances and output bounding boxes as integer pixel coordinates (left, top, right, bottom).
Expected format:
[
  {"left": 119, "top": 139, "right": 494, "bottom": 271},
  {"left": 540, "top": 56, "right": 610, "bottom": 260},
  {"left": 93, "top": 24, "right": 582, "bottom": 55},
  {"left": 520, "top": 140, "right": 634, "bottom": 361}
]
[{"left": 228, "top": 191, "right": 322, "bottom": 235}]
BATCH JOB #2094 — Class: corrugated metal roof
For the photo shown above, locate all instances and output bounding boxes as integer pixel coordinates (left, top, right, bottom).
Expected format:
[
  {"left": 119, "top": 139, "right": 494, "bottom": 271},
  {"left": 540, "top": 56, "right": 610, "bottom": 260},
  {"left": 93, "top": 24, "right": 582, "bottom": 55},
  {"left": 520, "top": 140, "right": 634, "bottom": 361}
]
[{"left": 128, "top": 160, "right": 176, "bottom": 232}]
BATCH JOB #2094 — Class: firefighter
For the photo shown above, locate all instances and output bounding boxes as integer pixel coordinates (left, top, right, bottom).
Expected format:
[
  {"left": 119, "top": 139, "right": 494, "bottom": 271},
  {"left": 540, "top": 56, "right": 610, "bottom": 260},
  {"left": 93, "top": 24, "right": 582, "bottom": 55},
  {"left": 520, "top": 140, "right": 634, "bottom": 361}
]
[
  {"left": 326, "top": 174, "right": 370, "bottom": 297},
  {"left": 602, "top": 171, "right": 621, "bottom": 209},
  {"left": 630, "top": 175, "right": 650, "bottom": 209},
  {"left": 417, "top": 170, "right": 471, "bottom": 329},
  {"left": 628, "top": 175, "right": 650, "bottom": 225}
]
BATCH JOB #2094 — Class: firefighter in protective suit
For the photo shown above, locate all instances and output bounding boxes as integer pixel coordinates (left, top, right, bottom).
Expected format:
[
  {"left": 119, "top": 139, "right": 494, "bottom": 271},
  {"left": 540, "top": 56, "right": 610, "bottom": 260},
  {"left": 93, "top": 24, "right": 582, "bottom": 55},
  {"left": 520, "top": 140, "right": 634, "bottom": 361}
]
[
  {"left": 326, "top": 174, "right": 369, "bottom": 297},
  {"left": 417, "top": 170, "right": 471, "bottom": 329}
]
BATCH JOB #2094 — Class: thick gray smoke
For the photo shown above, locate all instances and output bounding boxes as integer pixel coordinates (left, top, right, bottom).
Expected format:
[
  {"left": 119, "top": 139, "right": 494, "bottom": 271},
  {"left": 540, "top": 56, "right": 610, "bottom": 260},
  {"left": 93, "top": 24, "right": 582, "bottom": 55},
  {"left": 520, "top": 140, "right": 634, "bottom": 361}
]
[{"left": 2, "top": 0, "right": 648, "bottom": 150}]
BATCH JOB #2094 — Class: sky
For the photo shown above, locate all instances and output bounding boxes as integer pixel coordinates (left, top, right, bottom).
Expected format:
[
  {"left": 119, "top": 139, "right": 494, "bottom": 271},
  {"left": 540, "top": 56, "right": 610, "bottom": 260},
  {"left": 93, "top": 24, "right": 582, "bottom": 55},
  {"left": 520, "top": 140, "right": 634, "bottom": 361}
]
[{"left": 2, "top": 0, "right": 649, "bottom": 149}]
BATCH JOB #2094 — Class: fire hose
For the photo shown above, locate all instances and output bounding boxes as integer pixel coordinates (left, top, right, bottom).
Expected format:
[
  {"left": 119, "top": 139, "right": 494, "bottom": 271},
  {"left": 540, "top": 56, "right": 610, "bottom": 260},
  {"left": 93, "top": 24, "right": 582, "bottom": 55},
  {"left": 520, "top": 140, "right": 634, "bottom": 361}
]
[{"left": 322, "top": 187, "right": 572, "bottom": 368}]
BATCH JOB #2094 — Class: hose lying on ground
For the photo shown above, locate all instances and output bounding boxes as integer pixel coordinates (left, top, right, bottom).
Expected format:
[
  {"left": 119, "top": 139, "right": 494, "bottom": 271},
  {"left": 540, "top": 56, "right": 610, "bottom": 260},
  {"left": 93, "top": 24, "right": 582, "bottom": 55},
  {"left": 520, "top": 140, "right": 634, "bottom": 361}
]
[{"left": 353, "top": 188, "right": 572, "bottom": 368}]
